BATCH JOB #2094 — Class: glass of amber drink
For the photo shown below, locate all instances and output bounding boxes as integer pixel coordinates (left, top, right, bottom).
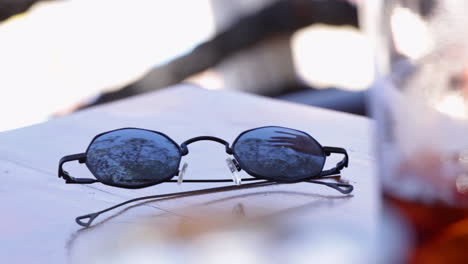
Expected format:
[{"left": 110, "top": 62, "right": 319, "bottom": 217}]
[{"left": 363, "top": 0, "right": 468, "bottom": 262}]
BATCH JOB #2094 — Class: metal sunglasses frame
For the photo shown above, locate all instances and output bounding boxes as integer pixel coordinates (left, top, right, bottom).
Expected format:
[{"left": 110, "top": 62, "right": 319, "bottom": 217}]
[{"left": 58, "top": 126, "right": 351, "bottom": 227}]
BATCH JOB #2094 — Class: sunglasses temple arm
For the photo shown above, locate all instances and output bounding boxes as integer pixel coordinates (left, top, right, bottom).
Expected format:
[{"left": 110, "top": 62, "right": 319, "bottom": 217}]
[
  {"left": 75, "top": 177, "right": 353, "bottom": 227},
  {"left": 58, "top": 153, "right": 99, "bottom": 184},
  {"left": 321, "top": 146, "right": 349, "bottom": 176},
  {"left": 166, "top": 178, "right": 260, "bottom": 183},
  {"left": 306, "top": 179, "right": 354, "bottom": 194},
  {"left": 75, "top": 180, "right": 274, "bottom": 228}
]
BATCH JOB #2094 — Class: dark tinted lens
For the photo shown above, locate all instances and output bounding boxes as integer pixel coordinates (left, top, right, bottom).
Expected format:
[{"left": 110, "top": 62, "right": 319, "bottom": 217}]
[
  {"left": 86, "top": 128, "right": 181, "bottom": 187},
  {"left": 233, "top": 127, "right": 325, "bottom": 181}
]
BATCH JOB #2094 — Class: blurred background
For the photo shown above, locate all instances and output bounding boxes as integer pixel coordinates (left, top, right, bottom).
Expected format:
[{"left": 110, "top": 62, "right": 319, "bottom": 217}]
[{"left": 0, "top": 0, "right": 373, "bottom": 132}]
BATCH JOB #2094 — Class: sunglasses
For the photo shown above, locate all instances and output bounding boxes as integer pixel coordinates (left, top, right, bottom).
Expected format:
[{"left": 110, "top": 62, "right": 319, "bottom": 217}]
[{"left": 59, "top": 126, "right": 352, "bottom": 226}]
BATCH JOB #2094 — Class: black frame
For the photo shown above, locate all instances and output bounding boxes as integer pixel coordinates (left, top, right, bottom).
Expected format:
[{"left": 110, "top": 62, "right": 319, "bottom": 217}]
[{"left": 59, "top": 126, "right": 351, "bottom": 227}]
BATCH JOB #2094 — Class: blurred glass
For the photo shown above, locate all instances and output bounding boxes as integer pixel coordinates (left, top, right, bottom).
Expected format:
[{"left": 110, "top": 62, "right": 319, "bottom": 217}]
[{"left": 363, "top": 0, "right": 468, "bottom": 262}]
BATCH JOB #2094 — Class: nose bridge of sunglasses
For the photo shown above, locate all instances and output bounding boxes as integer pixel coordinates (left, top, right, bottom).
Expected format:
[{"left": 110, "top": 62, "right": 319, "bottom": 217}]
[{"left": 180, "top": 136, "right": 233, "bottom": 155}]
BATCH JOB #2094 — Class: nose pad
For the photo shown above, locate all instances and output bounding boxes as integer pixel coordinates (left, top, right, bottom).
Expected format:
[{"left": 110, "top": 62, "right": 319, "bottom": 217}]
[
  {"left": 226, "top": 158, "right": 242, "bottom": 185},
  {"left": 177, "top": 162, "right": 189, "bottom": 185}
]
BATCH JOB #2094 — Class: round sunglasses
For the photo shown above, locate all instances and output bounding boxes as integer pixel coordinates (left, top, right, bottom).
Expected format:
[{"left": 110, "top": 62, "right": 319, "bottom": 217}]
[
  {"left": 59, "top": 126, "right": 351, "bottom": 226},
  {"left": 59, "top": 126, "right": 349, "bottom": 187}
]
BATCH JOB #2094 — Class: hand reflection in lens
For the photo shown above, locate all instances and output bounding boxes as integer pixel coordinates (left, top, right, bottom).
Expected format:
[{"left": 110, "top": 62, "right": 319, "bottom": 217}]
[{"left": 267, "top": 131, "right": 318, "bottom": 155}]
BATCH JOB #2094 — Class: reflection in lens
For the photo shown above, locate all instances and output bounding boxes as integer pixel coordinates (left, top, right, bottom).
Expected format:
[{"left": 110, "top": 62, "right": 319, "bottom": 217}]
[
  {"left": 233, "top": 127, "right": 325, "bottom": 181},
  {"left": 86, "top": 129, "right": 181, "bottom": 187}
]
